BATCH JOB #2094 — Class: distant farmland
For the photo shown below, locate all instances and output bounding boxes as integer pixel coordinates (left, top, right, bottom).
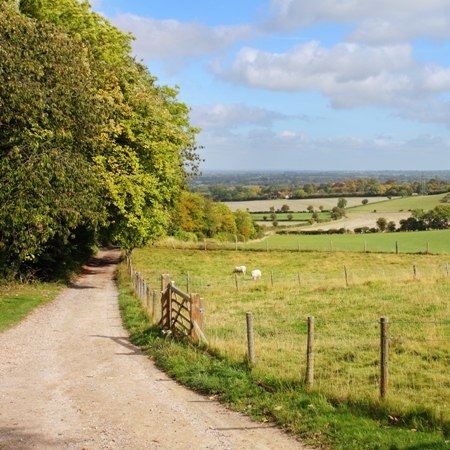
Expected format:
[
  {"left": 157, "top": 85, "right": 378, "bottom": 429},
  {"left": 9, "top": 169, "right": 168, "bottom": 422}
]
[{"left": 224, "top": 196, "right": 390, "bottom": 212}]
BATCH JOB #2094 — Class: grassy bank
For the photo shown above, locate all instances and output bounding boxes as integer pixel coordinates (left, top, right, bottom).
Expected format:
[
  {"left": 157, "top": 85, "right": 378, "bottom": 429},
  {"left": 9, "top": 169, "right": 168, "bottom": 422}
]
[
  {"left": 120, "top": 247, "right": 450, "bottom": 449},
  {"left": 0, "top": 282, "right": 63, "bottom": 332}
]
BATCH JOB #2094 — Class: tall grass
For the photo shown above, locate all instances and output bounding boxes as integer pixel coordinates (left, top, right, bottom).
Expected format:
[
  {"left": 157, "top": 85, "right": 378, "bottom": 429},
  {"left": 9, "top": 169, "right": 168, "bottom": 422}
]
[{"left": 130, "top": 246, "right": 450, "bottom": 438}]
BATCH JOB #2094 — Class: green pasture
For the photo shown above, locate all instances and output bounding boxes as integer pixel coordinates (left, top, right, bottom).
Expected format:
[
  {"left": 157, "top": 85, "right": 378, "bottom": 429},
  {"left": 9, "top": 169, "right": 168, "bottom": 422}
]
[
  {"left": 0, "top": 282, "right": 62, "bottom": 332},
  {"left": 128, "top": 246, "right": 450, "bottom": 448},
  {"left": 246, "top": 229, "right": 450, "bottom": 254},
  {"left": 350, "top": 193, "right": 447, "bottom": 212}
]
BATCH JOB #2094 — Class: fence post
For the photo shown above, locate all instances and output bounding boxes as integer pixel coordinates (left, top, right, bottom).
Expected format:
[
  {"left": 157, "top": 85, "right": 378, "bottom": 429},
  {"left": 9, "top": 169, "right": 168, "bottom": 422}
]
[
  {"left": 413, "top": 264, "right": 417, "bottom": 280},
  {"left": 380, "top": 317, "right": 389, "bottom": 400},
  {"left": 152, "top": 289, "right": 158, "bottom": 322},
  {"left": 190, "top": 293, "right": 205, "bottom": 343},
  {"left": 235, "top": 235, "right": 238, "bottom": 251},
  {"left": 160, "top": 274, "right": 171, "bottom": 329},
  {"left": 364, "top": 240, "right": 367, "bottom": 253},
  {"left": 234, "top": 273, "right": 239, "bottom": 292},
  {"left": 446, "top": 262, "right": 449, "bottom": 277},
  {"left": 246, "top": 312, "right": 255, "bottom": 365},
  {"left": 306, "top": 316, "right": 315, "bottom": 387},
  {"left": 270, "top": 271, "right": 274, "bottom": 287},
  {"left": 395, "top": 241, "right": 399, "bottom": 254},
  {"left": 297, "top": 272, "right": 301, "bottom": 287},
  {"left": 426, "top": 242, "right": 429, "bottom": 254},
  {"left": 186, "top": 271, "right": 190, "bottom": 293},
  {"left": 344, "top": 265, "right": 349, "bottom": 287}
]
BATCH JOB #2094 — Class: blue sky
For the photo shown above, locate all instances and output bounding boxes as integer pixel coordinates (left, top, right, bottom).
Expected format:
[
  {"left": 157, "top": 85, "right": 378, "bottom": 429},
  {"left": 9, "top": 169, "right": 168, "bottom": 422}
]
[{"left": 91, "top": 0, "right": 450, "bottom": 172}]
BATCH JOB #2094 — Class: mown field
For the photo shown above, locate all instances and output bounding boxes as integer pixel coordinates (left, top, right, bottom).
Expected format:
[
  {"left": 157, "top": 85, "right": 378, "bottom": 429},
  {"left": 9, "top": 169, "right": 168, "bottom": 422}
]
[
  {"left": 246, "top": 229, "right": 450, "bottom": 254},
  {"left": 349, "top": 193, "right": 447, "bottom": 212},
  {"left": 130, "top": 245, "right": 450, "bottom": 441}
]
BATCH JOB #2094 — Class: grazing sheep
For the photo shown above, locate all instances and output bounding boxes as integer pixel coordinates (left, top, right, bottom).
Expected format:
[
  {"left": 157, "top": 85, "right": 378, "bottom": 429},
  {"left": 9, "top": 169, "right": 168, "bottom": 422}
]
[
  {"left": 251, "top": 269, "right": 262, "bottom": 280},
  {"left": 233, "top": 265, "right": 246, "bottom": 275}
]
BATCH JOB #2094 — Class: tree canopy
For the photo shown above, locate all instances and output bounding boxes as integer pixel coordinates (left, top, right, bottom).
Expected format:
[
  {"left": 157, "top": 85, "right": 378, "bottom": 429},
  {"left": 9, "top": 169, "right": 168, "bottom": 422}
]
[{"left": 0, "top": 0, "right": 200, "bottom": 278}]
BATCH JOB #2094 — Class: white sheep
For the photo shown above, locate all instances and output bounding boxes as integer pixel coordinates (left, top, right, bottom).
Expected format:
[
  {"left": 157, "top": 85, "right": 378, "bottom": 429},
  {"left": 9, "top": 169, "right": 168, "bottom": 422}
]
[
  {"left": 251, "top": 269, "right": 262, "bottom": 280},
  {"left": 233, "top": 265, "right": 246, "bottom": 275}
]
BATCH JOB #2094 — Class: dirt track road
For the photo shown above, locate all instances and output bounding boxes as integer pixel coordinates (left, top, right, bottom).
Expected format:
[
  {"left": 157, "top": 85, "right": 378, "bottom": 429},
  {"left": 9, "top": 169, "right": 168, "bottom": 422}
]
[{"left": 0, "top": 248, "right": 308, "bottom": 450}]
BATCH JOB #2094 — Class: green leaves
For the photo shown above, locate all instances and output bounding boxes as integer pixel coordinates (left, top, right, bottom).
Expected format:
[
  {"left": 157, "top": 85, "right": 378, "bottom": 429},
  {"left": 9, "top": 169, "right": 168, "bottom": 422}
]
[{"left": 1, "top": 0, "right": 199, "bottom": 278}]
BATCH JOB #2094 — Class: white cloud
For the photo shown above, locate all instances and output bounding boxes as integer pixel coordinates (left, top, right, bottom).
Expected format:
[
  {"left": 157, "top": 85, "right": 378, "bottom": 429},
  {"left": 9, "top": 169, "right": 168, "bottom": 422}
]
[
  {"left": 111, "top": 14, "right": 255, "bottom": 59},
  {"left": 268, "top": 0, "right": 450, "bottom": 39},
  {"left": 214, "top": 41, "right": 450, "bottom": 113}
]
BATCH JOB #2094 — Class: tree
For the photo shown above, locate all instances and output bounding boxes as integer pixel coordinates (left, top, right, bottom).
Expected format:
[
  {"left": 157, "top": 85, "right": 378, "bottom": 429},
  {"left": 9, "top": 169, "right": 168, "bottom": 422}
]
[
  {"left": 234, "top": 210, "right": 257, "bottom": 240},
  {"left": 281, "top": 204, "right": 290, "bottom": 213},
  {"left": 376, "top": 217, "right": 388, "bottom": 232},
  {"left": 1, "top": 0, "right": 200, "bottom": 278},
  {"left": 331, "top": 207, "right": 346, "bottom": 220},
  {"left": 387, "top": 221, "right": 396, "bottom": 232},
  {"left": 307, "top": 205, "right": 314, "bottom": 213},
  {"left": 362, "top": 199, "right": 369, "bottom": 205},
  {"left": 337, "top": 198, "right": 348, "bottom": 209}
]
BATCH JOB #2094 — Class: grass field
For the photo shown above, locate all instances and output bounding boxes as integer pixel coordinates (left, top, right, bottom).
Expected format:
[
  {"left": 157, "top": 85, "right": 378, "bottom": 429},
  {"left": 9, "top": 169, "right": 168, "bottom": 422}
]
[
  {"left": 245, "top": 229, "right": 450, "bottom": 254},
  {"left": 126, "top": 246, "right": 450, "bottom": 448},
  {"left": 349, "top": 193, "right": 447, "bottom": 212},
  {"left": 0, "top": 282, "right": 62, "bottom": 332}
]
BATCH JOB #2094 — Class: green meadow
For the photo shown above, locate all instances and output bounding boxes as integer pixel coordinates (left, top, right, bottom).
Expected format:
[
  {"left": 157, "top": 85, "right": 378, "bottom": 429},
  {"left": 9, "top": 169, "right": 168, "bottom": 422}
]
[
  {"left": 350, "top": 193, "right": 447, "bottom": 212},
  {"left": 128, "top": 245, "right": 450, "bottom": 448},
  {"left": 246, "top": 229, "right": 450, "bottom": 254}
]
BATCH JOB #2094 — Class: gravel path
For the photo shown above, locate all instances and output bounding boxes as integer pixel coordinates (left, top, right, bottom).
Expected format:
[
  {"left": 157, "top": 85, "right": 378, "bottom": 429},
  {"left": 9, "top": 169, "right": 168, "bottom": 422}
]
[{"left": 0, "top": 248, "right": 309, "bottom": 450}]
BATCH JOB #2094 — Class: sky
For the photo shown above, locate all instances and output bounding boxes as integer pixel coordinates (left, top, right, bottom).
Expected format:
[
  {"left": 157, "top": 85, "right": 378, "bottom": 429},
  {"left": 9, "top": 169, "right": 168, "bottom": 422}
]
[{"left": 91, "top": 0, "right": 450, "bottom": 172}]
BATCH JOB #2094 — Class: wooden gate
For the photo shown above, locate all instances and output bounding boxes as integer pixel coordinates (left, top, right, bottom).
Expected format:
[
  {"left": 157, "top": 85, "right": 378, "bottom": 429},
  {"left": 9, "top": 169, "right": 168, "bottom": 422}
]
[{"left": 160, "top": 274, "right": 206, "bottom": 343}]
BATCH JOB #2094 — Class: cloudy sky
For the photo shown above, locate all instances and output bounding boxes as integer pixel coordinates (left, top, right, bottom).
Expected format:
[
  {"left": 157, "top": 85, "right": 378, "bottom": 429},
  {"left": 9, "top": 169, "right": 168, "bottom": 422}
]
[{"left": 91, "top": 0, "right": 450, "bottom": 171}]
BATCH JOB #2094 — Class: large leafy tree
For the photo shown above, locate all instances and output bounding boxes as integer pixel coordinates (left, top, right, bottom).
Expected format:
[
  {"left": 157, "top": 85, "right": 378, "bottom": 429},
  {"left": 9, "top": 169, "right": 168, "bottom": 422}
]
[
  {"left": 0, "top": 0, "right": 200, "bottom": 278},
  {"left": 0, "top": 2, "right": 107, "bottom": 277}
]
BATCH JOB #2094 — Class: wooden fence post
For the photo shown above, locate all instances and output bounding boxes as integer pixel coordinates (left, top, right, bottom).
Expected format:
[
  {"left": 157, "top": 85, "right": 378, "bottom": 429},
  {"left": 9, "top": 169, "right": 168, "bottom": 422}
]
[
  {"left": 235, "top": 235, "right": 238, "bottom": 251},
  {"left": 234, "top": 273, "right": 239, "bottom": 292},
  {"left": 190, "top": 293, "right": 206, "bottom": 343},
  {"left": 426, "top": 242, "right": 429, "bottom": 254},
  {"left": 380, "top": 317, "right": 389, "bottom": 400},
  {"left": 160, "top": 274, "right": 171, "bottom": 329},
  {"left": 306, "top": 316, "right": 315, "bottom": 387},
  {"left": 344, "top": 265, "right": 349, "bottom": 287},
  {"left": 152, "top": 289, "right": 158, "bottom": 322},
  {"left": 270, "top": 271, "right": 274, "bottom": 287},
  {"left": 364, "top": 240, "right": 367, "bottom": 253},
  {"left": 446, "top": 262, "right": 449, "bottom": 277},
  {"left": 395, "top": 241, "right": 399, "bottom": 254},
  {"left": 413, "top": 264, "right": 417, "bottom": 280},
  {"left": 246, "top": 312, "right": 255, "bottom": 365},
  {"left": 297, "top": 272, "right": 301, "bottom": 287}
]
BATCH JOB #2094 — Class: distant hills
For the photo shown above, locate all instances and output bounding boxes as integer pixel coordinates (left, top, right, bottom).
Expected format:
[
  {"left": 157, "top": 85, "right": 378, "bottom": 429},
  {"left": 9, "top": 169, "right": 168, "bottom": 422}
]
[{"left": 193, "top": 170, "right": 450, "bottom": 186}]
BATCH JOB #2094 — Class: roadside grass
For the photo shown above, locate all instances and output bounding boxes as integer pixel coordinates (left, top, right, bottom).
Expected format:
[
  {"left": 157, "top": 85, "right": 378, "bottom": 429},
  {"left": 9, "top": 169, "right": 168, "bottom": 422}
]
[
  {"left": 246, "top": 229, "right": 450, "bottom": 254},
  {"left": 117, "top": 254, "right": 450, "bottom": 449},
  {"left": 0, "top": 282, "right": 63, "bottom": 332},
  {"left": 349, "top": 193, "right": 447, "bottom": 213}
]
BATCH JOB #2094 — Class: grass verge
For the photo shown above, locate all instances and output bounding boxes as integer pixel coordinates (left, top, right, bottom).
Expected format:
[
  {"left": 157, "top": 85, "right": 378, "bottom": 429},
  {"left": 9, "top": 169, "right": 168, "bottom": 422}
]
[
  {"left": 0, "top": 282, "right": 63, "bottom": 332},
  {"left": 117, "top": 262, "right": 449, "bottom": 450}
]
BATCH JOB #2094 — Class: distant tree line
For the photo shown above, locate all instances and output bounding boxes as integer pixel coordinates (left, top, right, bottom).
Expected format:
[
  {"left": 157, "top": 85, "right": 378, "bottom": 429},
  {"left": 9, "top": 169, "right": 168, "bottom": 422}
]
[{"left": 193, "top": 178, "right": 450, "bottom": 202}]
